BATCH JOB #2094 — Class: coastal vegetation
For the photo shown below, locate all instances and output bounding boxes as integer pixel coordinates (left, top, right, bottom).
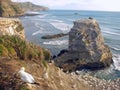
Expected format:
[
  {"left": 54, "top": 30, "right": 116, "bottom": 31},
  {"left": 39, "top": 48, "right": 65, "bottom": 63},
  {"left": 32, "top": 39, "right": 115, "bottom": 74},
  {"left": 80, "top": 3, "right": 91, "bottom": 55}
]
[
  {"left": 0, "top": 35, "right": 51, "bottom": 61},
  {"left": 0, "top": 35, "right": 51, "bottom": 90}
]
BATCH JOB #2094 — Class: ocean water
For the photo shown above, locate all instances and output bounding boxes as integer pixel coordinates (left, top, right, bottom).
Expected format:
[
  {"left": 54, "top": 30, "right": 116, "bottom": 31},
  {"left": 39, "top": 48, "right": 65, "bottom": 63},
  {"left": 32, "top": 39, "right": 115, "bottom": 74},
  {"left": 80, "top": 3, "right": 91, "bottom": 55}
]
[{"left": 19, "top": 10, "right": 120, "bottom": 80}]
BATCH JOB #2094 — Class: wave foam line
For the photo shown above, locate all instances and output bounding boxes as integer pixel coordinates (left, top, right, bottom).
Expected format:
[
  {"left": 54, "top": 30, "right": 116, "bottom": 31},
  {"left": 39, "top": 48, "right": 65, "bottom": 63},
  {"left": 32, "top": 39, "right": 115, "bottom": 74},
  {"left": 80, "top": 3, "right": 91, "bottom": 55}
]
[
  {"left": 49, "top": 19, "right": 72, "bottom": 32},
  {"left": 102, "top": 31, "right": 120, "bottom": 36},
  {"left": 43, "top": 40, "right": 68, "bottom": 45},
  {"left": 113, "top": 54, "right": 120, "bottom": 71}
]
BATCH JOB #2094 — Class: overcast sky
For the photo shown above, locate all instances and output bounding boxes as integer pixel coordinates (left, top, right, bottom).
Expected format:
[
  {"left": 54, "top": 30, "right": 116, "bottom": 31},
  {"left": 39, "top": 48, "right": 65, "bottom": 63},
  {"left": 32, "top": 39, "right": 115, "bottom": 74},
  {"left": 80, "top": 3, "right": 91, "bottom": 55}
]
[{"left": 12, "top": 0, "right": 120, "bottom": 11}]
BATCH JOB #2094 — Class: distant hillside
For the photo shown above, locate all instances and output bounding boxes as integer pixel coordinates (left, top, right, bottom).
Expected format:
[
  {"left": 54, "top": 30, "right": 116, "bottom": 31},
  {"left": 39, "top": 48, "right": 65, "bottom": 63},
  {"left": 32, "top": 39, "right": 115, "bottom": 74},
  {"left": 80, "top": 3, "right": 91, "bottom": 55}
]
[
  {"left": 14, "top": 2, "right": 49, "bottom": 12},
  {"left": 0, "top": 0, "right": 24, "bottom": 17},
  {"left": 0, "top": 0, "right": 48, "bottom": 17}
]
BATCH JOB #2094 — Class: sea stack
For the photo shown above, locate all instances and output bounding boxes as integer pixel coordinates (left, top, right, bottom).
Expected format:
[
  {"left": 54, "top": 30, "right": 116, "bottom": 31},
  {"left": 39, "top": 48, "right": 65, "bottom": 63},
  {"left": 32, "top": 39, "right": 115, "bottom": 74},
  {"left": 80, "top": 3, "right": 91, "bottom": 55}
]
[{"left": 54, "top": 18, "right": 113, "bottom": 72}]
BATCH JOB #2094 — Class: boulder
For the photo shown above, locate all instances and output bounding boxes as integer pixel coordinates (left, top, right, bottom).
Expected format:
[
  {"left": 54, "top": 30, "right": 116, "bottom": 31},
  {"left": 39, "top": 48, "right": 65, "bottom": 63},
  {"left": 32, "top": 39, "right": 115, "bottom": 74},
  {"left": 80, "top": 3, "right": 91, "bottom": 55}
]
[{"left": 54, "top": 18, "right": 113, "bottom": 72}]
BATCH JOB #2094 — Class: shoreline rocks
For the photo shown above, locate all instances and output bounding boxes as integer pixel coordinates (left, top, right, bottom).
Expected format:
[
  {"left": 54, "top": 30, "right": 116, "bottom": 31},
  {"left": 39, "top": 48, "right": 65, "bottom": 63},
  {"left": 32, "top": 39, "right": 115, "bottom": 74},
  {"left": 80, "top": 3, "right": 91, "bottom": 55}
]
[
  {"left": 54, "top": 18, "right": 113, "bottom": 72},
  {"left": 41, "top": 33, "right": 68, "bottom": 39}
]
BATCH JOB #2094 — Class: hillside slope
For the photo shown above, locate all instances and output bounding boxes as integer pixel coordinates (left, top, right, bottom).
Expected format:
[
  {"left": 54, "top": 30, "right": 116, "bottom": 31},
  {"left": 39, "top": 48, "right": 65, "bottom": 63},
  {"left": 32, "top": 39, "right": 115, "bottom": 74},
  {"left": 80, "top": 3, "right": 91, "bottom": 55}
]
[
  {"left": 0, "top": 0, "right": 24, "bottom": 17},
  {"left": 15, "top": 2, "right": 49, "bottom": 12},
  {"left": 0, "top": 57, "right": 120, "bottom": 90},
  {"left": 0, "top": 0, "right": 48, "bottom": 17}
]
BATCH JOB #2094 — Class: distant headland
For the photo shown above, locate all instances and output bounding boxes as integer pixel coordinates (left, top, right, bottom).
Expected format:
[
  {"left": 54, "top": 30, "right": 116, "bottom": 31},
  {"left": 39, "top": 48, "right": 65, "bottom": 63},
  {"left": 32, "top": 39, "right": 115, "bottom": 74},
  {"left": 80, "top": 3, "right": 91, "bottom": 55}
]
[{"left": 0, "top": 0, "right": 49, "bottom": 17}]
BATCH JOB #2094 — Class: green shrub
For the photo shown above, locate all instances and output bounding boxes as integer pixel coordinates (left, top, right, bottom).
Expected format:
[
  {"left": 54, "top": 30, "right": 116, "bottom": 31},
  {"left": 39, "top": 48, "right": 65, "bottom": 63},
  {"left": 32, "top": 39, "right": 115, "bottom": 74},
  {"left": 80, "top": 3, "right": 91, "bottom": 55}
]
[
  {"left": 43, "top": 49, "right": 51, "bottom": 61},
  {"left": 42, "top": 60, "right": 48, "bottom": 69},
  {"left": 0, "top": 35, "right": 51, "bottom": 61},
  {"left": 20, "top": 86, "right": 29, "bottom": 90},
  {"left": 0, "top": 44, "right": 8, "bottom": 56},
  {"left": 0, "top": 37, "right": 4, "bottom": 44},
  {"left": 7, "top": 47, "right": 16, "bottom": 57}
]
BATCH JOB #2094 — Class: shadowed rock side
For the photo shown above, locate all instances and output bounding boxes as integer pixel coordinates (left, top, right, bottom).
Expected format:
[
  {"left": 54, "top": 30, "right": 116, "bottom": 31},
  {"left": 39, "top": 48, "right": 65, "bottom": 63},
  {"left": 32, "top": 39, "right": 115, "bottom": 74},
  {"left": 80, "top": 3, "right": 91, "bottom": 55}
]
[{"left": 54, "top": 18, "right": 113, "bottom": 72}]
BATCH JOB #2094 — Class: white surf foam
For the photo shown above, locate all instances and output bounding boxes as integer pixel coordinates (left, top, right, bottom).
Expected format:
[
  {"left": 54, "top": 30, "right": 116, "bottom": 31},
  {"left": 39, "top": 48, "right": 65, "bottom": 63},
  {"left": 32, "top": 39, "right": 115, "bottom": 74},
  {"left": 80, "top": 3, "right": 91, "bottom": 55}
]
[
  {"left": 26, "top": 11, "right": 40, "bottom": 14},
  {"left": 49, "top": 19, "right": 72, "bottom": 32},
  {"left": 113, "top": 54, "right": 120, "bottom": 71},
  {"left": 102, "top": 30, "right": 120, "bottom": 36},
  {"left": 32, "top": 30, "right": 44, "bottom": 36},
  {"left": 43, "top": 40, "right": 68, "bottom": 45},
  {"left": 35, "top": 22, "right": 40, "bottom": 28},
  {"left": 32, "top": 24, "right": 46, "bottom": 36},
  {"left": 38, "top": 14, "right": 48, "bottom": 18},
  {"left": 111, "top": 46, "right": 120, "bottom": 51},
  {"left": 49, "top": 19, "right": 64, "bottom": 23}
]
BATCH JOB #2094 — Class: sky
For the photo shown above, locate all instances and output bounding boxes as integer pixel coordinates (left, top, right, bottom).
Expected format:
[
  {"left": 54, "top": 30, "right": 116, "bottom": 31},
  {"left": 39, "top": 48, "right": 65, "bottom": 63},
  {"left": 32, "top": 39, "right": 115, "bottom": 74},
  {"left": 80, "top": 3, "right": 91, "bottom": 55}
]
[{"left": 12, "top": 0, "right": 120, "bottom": 11}]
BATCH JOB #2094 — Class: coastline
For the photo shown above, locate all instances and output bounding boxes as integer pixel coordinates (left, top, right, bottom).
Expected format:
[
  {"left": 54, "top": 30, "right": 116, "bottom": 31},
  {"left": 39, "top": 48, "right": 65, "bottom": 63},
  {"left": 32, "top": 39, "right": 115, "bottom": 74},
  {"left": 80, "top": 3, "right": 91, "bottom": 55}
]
[{"left": 0, "top": 10, "right": 120, "bottom": 90}]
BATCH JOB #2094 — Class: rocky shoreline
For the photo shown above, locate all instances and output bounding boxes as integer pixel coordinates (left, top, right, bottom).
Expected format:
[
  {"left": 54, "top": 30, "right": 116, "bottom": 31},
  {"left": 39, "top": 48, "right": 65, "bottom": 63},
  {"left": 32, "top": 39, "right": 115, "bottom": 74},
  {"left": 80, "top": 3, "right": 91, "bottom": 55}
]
[
  {"left": 68, "top": 71, "right": 120, "bottom": 90},
  {"left": 0, "top": 14, "right": 119, "bottom": 89},
  {"left": 41, "top": 33, "right": 68, "bottom": 39}
]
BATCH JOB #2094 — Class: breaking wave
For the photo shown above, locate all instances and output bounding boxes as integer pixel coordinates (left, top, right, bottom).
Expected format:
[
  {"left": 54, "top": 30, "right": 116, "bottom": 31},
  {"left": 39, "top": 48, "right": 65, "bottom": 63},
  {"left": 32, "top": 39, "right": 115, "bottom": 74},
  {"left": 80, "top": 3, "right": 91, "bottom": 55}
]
[
  {"left": 49, "top": 19, "right": 72, "bottom": 32},
  {"left": 43, "top": 40, "right": 68, "bottom": 45},
  {"left": 113, "top": 54, "right": 120, "bottom": 71},
  {"left": 38, "top": 14, "right": 48, "bottom": 18},
  {"left": 111, "top": 46, "right": 120, "bottom": 51},
  {"left": 102, "top": 30, "right": 120, "bottom": 36}
]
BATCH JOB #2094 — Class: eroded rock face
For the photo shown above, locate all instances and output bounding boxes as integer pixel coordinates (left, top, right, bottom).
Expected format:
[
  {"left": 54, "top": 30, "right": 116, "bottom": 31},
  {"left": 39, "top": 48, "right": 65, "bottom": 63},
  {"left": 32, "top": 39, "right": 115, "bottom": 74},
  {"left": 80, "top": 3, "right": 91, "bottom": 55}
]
[
  {"left": 55, "top": 18, "right": 113, "bottom": 72},
  {"left": 0, "top": 0, "right": 24, "bottom": 17},
  {"left": 0, "top": 18, "right": 25, "bottom": 39}
]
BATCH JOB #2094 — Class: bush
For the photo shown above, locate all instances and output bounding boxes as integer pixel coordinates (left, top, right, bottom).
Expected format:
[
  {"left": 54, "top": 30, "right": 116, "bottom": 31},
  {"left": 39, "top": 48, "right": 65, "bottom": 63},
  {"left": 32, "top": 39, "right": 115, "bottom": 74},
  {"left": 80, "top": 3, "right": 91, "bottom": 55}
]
[
  {"left": 42, "top": 60, "right": 48, "bottom": 69},
  {"left": 0, "top": 35, "right": 51, "bottom": 61},
  {"left": 43, "top": 49, "right": 51, "bottom": 61},
  {"left": 7, "top": 47, "right": 17, "bottom": 57},
  {"left": 0, "top": 44, "right": 8, "bottom": 56}
]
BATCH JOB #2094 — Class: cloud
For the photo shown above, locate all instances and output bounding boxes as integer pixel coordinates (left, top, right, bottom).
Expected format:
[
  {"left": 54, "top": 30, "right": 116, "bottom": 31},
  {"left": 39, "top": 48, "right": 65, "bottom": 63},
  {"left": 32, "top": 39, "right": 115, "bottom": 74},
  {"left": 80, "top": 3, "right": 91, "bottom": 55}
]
[{"left": 12, "top": 0, "right": 120, "bottom": 11}]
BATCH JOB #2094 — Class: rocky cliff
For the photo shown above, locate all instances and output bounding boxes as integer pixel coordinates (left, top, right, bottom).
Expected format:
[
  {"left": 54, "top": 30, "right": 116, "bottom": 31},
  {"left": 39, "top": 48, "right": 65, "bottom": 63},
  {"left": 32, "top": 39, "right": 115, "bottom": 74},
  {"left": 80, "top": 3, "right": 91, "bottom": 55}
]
[
  {"left": 0, "top": 17, "right": 25, "bottom": 39},
  {"left": 55, "top": 18, "right": 113, "bottom": 71},
  {"left": 0, "top": 0, "right": 48, "bottom": 17},
  {"left": 0, "top": 0, "right": 24, "bottom": 17}
]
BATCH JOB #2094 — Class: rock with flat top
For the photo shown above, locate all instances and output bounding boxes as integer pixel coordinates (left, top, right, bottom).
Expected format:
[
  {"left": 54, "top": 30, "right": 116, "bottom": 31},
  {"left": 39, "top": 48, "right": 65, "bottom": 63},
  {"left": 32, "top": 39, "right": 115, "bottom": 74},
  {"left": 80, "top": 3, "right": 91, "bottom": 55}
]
[{"left": 55, "top": 18, "right": 113, "bottom": 71}]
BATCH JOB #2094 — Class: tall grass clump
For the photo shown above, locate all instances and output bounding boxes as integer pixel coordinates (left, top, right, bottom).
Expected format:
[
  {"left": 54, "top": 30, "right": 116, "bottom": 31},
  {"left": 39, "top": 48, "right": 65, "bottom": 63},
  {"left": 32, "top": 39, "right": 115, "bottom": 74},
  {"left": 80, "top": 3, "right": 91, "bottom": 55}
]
[{"left": 0, "top": 35, "right": 51, "bottom": 61}]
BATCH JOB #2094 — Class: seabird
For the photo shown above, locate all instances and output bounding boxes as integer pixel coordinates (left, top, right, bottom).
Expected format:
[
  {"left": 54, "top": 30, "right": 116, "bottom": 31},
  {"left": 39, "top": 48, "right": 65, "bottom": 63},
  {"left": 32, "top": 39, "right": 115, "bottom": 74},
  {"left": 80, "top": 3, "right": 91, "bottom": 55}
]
[{"left": 18, "top": 67, "right": 39, "bottom": 85}]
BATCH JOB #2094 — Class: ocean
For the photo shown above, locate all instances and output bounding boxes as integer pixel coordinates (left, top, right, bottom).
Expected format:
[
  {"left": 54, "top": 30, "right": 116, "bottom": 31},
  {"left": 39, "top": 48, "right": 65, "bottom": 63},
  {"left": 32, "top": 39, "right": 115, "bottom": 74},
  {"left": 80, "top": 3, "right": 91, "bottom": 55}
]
[{"left": 19, "top": 10, "right": 120, "bottom": 80}]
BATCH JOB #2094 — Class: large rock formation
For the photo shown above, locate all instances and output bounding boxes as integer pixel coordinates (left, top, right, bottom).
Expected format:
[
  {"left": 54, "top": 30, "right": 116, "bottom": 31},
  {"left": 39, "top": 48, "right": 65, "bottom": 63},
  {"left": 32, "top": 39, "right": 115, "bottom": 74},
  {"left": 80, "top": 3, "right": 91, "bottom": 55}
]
[
  {"left": 54, "top": 18, "right": 113, "bottom": 71},
  {"left": 0, "top": 17, "right": 25, "bottom": 39}
]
